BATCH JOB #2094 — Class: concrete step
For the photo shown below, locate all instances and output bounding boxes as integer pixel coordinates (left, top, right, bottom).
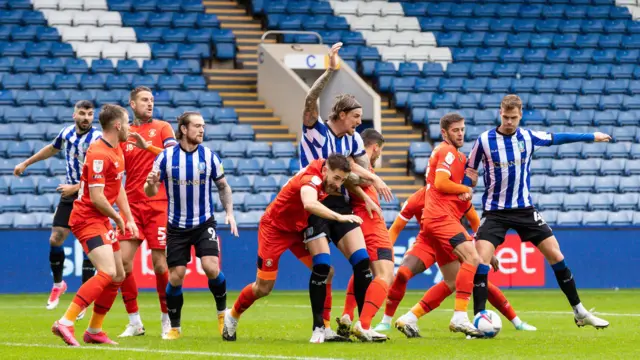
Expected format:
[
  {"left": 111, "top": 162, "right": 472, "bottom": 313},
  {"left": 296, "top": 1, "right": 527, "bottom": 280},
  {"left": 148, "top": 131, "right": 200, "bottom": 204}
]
[
  {"left": 251, "top": 125, "right": 290, "bottom": 134},
  {"left": 382, "top": 125, "right": 413, "bottom": 134},
  {"left": 203, "top": 1, "right": 240, "bottom": 8},
  {"left": 223, "top": 100, "right": 265, "bottom": 108},
  {"left": 205, "top": 8, "right": 245, "bottom": 14},
  {"left": 207, "top": 76, "right": 256, "bottom": 86},
  {"left": 207, "top": 84, "right": 256, "bottom": 92},
  {"left": 219, "top": 92, "right": 258, "bottom": 101},
  {"left": 236, "top": 108, "right": 274, "bottom": 117},
  {"left": 256, "top": 133, "right": 297, "bottom": 142},
  {"left": 239, "top": 116, "right": 281, "bottom": 126},
  {"left": 221, "top": 22, "right": 262, "bottom": 30}
]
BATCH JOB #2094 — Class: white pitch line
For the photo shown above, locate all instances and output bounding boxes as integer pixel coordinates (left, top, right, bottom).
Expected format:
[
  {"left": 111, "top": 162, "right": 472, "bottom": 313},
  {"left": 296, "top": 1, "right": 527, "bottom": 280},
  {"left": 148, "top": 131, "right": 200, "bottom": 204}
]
[
  {"left": 4, "top": 303, "right": 640, "bottom": 317},
  {"left": 0, "top": 342, "right": 346, "bottom": 360}
]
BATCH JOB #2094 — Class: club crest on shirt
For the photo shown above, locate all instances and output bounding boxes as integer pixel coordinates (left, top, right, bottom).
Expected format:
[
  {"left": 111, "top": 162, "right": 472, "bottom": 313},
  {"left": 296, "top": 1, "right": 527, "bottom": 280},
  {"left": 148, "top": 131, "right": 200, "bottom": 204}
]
[
  {"left": 518, "top": 141, "right": 525, "bottom": 152},
  {"left": 198, "top": 162, "right": 206, "bottom": 174},
  {"left": 81, "top": 142, "right": 89, "bottom": 152},
  {"left": 93, "top": 160, "right": 103, "bottom": 173},
  {"left": 114, "top": 161, "right": 119, "bottom": 168},
  {"left": 149, "top": 129, "right": 156, "bottom": 137},
  {"left": 445, "top": 152, "right": 455, "bottom": 165}
]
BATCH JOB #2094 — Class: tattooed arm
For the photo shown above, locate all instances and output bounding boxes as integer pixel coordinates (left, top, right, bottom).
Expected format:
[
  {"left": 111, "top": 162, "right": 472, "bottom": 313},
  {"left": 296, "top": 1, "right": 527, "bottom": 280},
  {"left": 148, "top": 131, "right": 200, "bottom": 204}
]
[
  {"left": 302, "top": 42, "right": 343, "bottom": 128},
  {"left": 215, "top": 177, "right": 238, "bottom": 237}
]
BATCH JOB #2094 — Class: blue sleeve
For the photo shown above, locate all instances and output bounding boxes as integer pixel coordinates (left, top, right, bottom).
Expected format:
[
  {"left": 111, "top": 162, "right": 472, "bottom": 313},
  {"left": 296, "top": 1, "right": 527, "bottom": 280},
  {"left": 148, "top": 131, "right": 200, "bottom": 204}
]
[
  {"left": 212, "top": 152, "right": 224, "bottom": 181},
  {"left": 51, "top": 128, "right": 65, "bottom": 150},
  {"left": 466, "top": 138, "right": 484, "bottom": 170},
  {"left": 153, "top": 151, "right": 167, "bottom": 182},
  {"left": 551, "top": 133, "right": 595, "bottom": 145},
  {"left": 529, "top": 130, "right": 554, "bottom": 147},
  {"left": 351, "top": 132, "right": 365, "bottom": 157}
]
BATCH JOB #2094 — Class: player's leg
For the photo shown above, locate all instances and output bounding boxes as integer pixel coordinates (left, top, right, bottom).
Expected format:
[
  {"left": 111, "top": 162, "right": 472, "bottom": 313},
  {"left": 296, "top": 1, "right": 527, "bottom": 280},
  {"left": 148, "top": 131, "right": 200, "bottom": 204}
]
[
  {"left": 117, "top": 239, "right": 145, "bottom": 337},
  {"left": 395, "top": 259, "right": 457, "bottom": 338},
  {"left": 223, "top": 223, "right": 290, "bottom": 341},
  {"left": 84, "top": 241, "right": 125, "bottom": 345},
  {"left": 535, "top": 235, "right": 609, "bottom": 328},
  {"left": 195, "top": 220, "right": 226, "bottom": 334},
  {"left": 376, "top": 239, "right": 435, "bottom": 331},
  {"left": 162, "top": 226, "right": 193, "bottom": 340},
  {"left": 46, "top": 226, "right": 70, "bottom": 310},
  {"left": 52, "top": 226, "right": 117, "bottom": 347},
  {"left": 305, "top": 235, "right": 333, "bottom": 343},
  {"left": 486, "top": 281, "right": 537, "bottom": 331},
  {"left": 333, "top": 228, "right": 387, "bottom": 341},
  {"left": 358, "top": 249, "right": 393, "bottom": 331},
  {"left": 117, "top": 202, "right": 147, "bottom": 336},
  {"left": 145, "top": 203, "right": 170, "bottom": 333}
]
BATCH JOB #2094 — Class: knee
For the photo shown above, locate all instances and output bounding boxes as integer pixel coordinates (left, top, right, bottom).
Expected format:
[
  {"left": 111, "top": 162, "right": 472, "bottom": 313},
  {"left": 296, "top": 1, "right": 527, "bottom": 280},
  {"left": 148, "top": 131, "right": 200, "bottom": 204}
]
[
  {"left": 153, "top": 263, "right": 167, "bottom": 275},
  {"left": 468, "top": 255, "right": 482, "bottom": 267},
  {"left": 103, "top": 268, "right": 117, "bottom": 280},
  {"left": 546, "top": 251, "right": 564, "bottom": 265},
  {"left": 152, "top": 251, "right": 168, "bottom": 274},
  {"left": 122, "top": 260, "right": 133, "bottom": 274},
  {"left": 253, "top": 281, "right": 274, "bottom": 298},
  {"left": 169, "top": 271, "right": 184, "bottom": 286},
  {"left": 444, "top": 279, "right": 456, "bottom": 291},
  {"left": 49, "top": 231, "right": 65, "bottom": 247},
  {"left": 112, "top": 271, "right": 125, "bottom": 283},
  {"left": 204, "top": 265, "right": 220, "bottom": 279}
]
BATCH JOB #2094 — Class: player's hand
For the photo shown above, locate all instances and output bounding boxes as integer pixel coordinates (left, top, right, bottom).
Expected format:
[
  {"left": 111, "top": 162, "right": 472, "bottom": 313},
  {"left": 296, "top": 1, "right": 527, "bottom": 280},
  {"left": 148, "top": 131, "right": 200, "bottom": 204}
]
[
  {"left": 373, "top": 176, "right": 394, "bottom": 203},
  {"left": 13, "top": 162, "right": 27, "bottom": 176},
  {"left": 128, "top": 132, "right": 149, "bottom": 149},
  {"left": 490, "top": 256, "right": 500, "bottom": 272},
  {"left": 458, "top": 188, "right": 473, "bottom": 202},
  {"left": 337, "top": 214, "right": 363, "bottom": 225},
  {"left": 114, "top": 215, "right": 126, "bottom": 236},
  {"left": 364, "top": 196, "right": 383, "bottom": 220},
  {"left": 226, "top": 213, "right": 239, "bottom": 237},
  {"left": 593, "top": 132, "right": 612, "bottom": 142},
  {"left": 125, "top": 220, "right": 139, "bottom": 239},
  {"left": 146, "top": 170, "right": 161, "bottom": 185},
  {"left": 328, "top": 42, "right": 342, "bottom": 70},
  {"left": 56, "top": 184, "right": 79, "bottom": 198},
  {"left": 465, "top": 168, "right": 478, "bottom": 186}
]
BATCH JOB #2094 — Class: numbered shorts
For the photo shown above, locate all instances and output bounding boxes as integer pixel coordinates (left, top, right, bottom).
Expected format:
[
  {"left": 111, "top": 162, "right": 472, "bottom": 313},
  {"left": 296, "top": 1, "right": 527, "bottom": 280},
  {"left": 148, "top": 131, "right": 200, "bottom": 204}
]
[
  {"left": 305, "top": 195, "right": 360, "bottom": 244},
  {"left": 117, "top": 200, "right": 168, "bottom": 250},
  {"left": 422, "top": 216, "right": 471, "bottom": 266},
  {"left": 70, "top": 217, "right": 119, "bottom": 254},
  {"left": 52, "top": 194, "right": 77, "bottom": 229},
  {"left": 405, "top": 231, "right": 457, "bottom": 268},
  {"left": 354, "top": 209, "right": 393, "bottom": 262},
  {"left": 256, "top": 220, "right": 312, "bottom": 281},
  {"left": 166, "top": 216, "right": 219, "bottom": 268},
  {"left": 476, "top": 207, "right": 554, "bottom": 248}
]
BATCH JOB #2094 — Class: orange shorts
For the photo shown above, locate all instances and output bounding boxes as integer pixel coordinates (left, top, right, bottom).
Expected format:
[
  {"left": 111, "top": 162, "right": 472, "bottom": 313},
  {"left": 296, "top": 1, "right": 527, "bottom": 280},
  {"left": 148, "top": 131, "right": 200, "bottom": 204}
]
[
  {"left": 117, "top": 200, "right": 168, "bottom": 250},
  {"left": 421, "top": 216, "right": 471, "bottom": 266},
  {"left": 355, "top": 209, "right": 393, "bottom": 262},
  {"left": 70, "top": 216, "right": 119, "bottom": 254},
  {"left": 256, "top": 220, "right": 312, "bottom": 280},
  {"left": 409, "top": 231, "right": 457, "bottom": 267}
]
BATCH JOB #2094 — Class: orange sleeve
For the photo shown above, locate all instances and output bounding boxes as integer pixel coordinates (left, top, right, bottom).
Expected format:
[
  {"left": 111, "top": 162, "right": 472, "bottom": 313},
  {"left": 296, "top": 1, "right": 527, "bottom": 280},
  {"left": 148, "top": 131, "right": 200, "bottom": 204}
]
[
  {"left": 388, "top": 216, "right": 408, "bottom": 245},
  {"left": 465, "top": 206, "right": 480, "bottom": 233},
  {"left": 160, "top": 122, "right": 177, "bottom": 148},
  {"left": 147, "top": 145, "right": 164, "bottom": 155},
  {"left": 86, "top": 149, "right": 108, "bottom": 188},
  {"left": 434, "top": 171, "right": 471, "bottom": 194}
]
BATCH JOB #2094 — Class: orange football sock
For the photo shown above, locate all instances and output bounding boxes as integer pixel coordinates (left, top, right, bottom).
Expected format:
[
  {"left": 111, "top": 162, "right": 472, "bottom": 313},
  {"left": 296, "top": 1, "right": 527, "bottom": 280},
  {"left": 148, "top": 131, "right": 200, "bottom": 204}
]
[
  {"left": 488, "top": 282, "right": 516, "bottom": 321},
  {"left": 156, "top": 270, "right": 169, "bottom": 313},
  {"left": 385, "top": 266, "right": 413, "bottom": 317},
  {"left": 359, "top": 278, "right": 389, "bottom": 330},
  {"left": 323, "top": 282, "right": 332, "bottom": 328},
  {"left": 231, "top": 283, "right": 257, "bottom": 319},
  {"left": 342, "top": 275, "right": 356, "bottom": 320},
  {"left": 120, "top": 272, "right": 139, "bottom": 314},
  {"left": 64, "top": 271, "right": 112, "bottom": 323},
  {"left": 411, "top": 281, "right": 453, "bottom": 318},
  {"left": 89, "top": 280, "right": 122, "bottom": 331},
  {"left": 454, "top": 262, "right": 477, "bottom": 312}
]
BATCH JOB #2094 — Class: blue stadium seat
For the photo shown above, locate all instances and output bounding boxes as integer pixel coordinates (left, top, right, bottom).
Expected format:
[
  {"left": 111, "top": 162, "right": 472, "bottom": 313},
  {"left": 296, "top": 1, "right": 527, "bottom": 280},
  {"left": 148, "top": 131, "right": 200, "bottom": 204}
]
[
  {"left": 246, "top": 142, "right": 271, "bottom": 158},
  {"left": 569, "top": 175, "right": 595, "bottom": 193},
  {"left": 537, "top": 193, "right": 564, "bottom": 211},
  {"left": 588, "top": 192, "right": 614, "bottom": 211},
  {"left": 544, "top": 176, "right": 571, "bottom": 193},
  {"left": 253, "top": 176, "right": 279, "bottom": 193},
  {"left": 9, "top": 176, "right": 35, "bottom": 194},
  {"left": 243, "top": 194, "right": 268, "bottom": 212},
  {"left": 630, "top": 144, "right": 640, "bottom": 159},
  {"left": 237, "top": 159, "right": 262, "bottom": 176},
  {"left": 529, "top": 177, "right": 545, "bottom": 193},
  {"left": 551, "top": 159, "right": 577, "bottom": 176},
  {"left": 226, "top": 176, "right": 251, "bottom": 193},
  {"left": 576, "top": 159, "right": 602, "bottom": 176},
  {"left": 408, "top": 142, "right": 432, "bottom": 158},
  {"left": 272, "top": 142, "right": 296, "bottom": 158},
  {"left": 581, "top": 211, "right": 608, "bottom": 226},
  {"left": 25, "top": 195, "right": 51, "bottom": 212},
  {"left": 605, "top": 143, "right": 631, "bottom": 159},
  {"left": 411, "top": 157, "right": 428, "bottom": 176},
  {"left": 530, "top": 158, "right": 552, "bottom": 175},
  {"left": 12, "top": 213, "right": 40, "bottom": 229},
  {"left": 594, "top": 176, "right": 620, "bottom": 194},
  {"left": 212, "top": 108, "right": 237, "bottom": 124},
  {"left": 619, "top": 176, "right": 640, "bottom": 193},
  {"left": 600, "top": 158, "right": 626, "bottom": 175},
  {"left": 263, "top": 159, "right": 288, "bottom": 175},
  {"left": 197, "top": 92, "right": 222, "bottom": 108},
  {"left": 499, "top": 48, "right": 524, "bottom": 63},
  {"left": 607, "top": 211, "right": 634, "bottom": 226},
  {"left": 613, "top": 126, "right": 637, "bottom": 142},
  {"left": 204, "top": 124, "right": 231, "bottom": 141},
  {"left": 618, "top": 111, "right": 639, "bottom": 126},
  {"left": 626, "top": 160, "right": 640, "bottom": 176},
  {"left": 563, "top": 193, "right": 588, "bottom": 211}
]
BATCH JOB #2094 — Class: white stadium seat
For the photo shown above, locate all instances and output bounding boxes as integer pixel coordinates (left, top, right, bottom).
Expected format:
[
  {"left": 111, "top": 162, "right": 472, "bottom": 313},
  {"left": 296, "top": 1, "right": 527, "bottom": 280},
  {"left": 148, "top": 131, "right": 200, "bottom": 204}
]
[
  {"left": 413, "top": 32, "right": 437, "bottom": 47},
  {"left": 45, "top": 11, "right": 73, "bottom": 26},
  {"left": 75, "top": 42, "right": 103, "bottom": 58},
  {"left": 406, "top": 47, "right": 431, "bottom": 62},
  {"left": 102, "top": 44, "right": 127, "bottom": 59},
  {"left": 87, "top": 27, "right": 113, "bottom": 43},
  {"left": 373, "top": 16, "right": 399, "bottom": 31},
  {"left": 397, "top": 17, "right": 421, "bottom": 32},
  {"left": 429, "top": 48, "right": 453, "bottom": 63},
  {"left": 127, "top": 43, "right": 151, "bottom": 60},
  {"left": 379, "top": 46, "right": 408, "bottom": 62},
  {"left": 73, "top": 11, "right": 98, "bottom": 26},
  {"left": 96, "top": 11, "right": 123, "bottom": 27},
  {"left": 59, "top": 0, "right": 84, "bottom": 11},
  {"left": 58, "top": 25, "right": 87, "bottom": 42},
  {"left": 111, "top": 27, "right": 137, "bottom": 43},
  {"left": 380, "top": 3, "right": 404, "bottom": 16},
  {"left": 356, "top": 2, "right": 383, "bottom": 16},
  {"left": 350, "top": 16, "right": 376, "bottom": 31},
  {"left": 389, "top": 32, "right": 415, "bottom": 47},
  {"left": 83, "top": 0, "right": 109, "bottom": 11},
  {"left": 32, "top": 0, "right": 59, "bottom": 10},
  {"left": 363, "top": 31, "right": 391, "bottom": 46},
  {"left": 332, "top": 2, "right": 358, "bottom": 16}
]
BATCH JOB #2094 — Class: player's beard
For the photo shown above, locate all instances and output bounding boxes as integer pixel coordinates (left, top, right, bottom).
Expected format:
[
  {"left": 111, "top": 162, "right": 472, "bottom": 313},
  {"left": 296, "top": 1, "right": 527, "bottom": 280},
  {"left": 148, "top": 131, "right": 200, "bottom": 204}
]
[
  {"left": 187, "top": 133, "right": 203, "bottom": 146},
  {"left": 76, "top": 119, "right": 91, "bottom": 132}
]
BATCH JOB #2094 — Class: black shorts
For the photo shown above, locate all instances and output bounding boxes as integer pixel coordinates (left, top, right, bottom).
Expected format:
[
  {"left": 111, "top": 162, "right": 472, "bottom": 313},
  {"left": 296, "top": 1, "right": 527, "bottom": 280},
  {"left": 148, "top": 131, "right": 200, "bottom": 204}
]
[
  {"left": 166, "top": 217, "right": 219, "bottom": 268},
  {"left": 476, "top": 207, "right": 554, "bottom": 248},
  {"left": 304, "top": 195, "right": 360, "bottom": 244},
  {"left": 52, "top": 194, "right": 77, "bottom": 229}
]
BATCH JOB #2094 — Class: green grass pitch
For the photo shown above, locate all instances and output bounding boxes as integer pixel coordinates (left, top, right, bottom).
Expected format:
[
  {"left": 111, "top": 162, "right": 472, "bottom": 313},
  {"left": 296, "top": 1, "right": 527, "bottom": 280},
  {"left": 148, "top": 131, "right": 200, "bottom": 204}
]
[{"left": 0, "top": 289, "right": 638, "bottom": 359}]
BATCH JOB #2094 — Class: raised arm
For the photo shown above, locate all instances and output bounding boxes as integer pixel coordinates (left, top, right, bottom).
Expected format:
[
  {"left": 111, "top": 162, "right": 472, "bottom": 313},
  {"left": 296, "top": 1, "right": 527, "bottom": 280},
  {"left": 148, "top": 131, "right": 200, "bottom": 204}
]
[
  {"left": 302, "top": 42, "right": 342, "bottom": 128},
  {"left": 14, "top": 144, "right": 60, "bottom": 176}
]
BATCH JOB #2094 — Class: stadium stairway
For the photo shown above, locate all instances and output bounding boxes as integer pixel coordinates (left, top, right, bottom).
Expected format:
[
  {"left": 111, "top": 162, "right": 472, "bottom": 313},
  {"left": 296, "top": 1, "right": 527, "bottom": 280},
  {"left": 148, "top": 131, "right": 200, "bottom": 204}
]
[{"left": 204, "top": 0, "right": 297, "bottom": 144}]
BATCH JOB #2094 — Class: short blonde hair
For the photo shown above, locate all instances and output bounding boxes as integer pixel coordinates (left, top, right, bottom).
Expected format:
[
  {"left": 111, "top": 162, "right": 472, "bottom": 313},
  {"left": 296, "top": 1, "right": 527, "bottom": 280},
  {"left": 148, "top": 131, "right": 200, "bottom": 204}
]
[{"left": 501, "top": 95, "right": 522, "bottom": 111}]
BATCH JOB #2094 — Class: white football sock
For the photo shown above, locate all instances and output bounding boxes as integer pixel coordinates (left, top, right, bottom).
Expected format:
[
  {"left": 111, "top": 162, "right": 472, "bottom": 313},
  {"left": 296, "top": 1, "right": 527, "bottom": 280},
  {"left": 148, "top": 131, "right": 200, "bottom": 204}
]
[
  {"left": 511, "top": 316, "right": 523, "bottom": 327},
  {"left": 573, "top": 303, "right": 589, "bottom": 317},
  {"left": 128, "top": 312, "right": 142, "bottom": 326},
  {"left": 381, "top": 315, "right": 393, "bottom": 324}
]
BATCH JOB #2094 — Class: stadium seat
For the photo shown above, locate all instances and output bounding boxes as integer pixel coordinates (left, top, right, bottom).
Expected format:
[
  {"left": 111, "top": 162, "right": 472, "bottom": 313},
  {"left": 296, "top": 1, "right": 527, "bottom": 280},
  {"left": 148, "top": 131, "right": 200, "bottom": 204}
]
[
  {"left": 537, "top": 193, "right": 563, "bottom": 211},
  {"left": 588, "top": 193, "right": 614, "bottom": 211},
  {"left": 607, "top": 211, "right": 634, "bottom": 226},
  {"left": 25, "top": 195, "right": 52, "bottom": 212},
  {"left": 563, "top": 193, "right": 588, "bottom": 211},
  {"left": 237, "top": 159, "right": 262, "bottom": 176},
  {"left": 253, "top": 176, "right": 279, "bottom": 193},
  {"left": 626, "top": 160, "right": 640, "bottom": 176},
  {"left": 569, "top": 175, "right": 596, "bottom": 193},
  {"left": 13, "top": 213, "right": 41, "bottom": 229},
  {"left": 600, "top": 159, "right": 626, "bottom": 176},
  {"left": 9, "top": 177, "right": 35, "bottom": 194},
  {"left": 272, "top": 142, "right": 296, "bottom": 158},
  {"left": 582, "top": 211, "right": 609, "bottom": 226},
  {"left": 263, "top": 159, "right": 288, "bottom": 175},
  {"left": 219, "top": 141, "right": 246, "bottom": 158},
  {"left": 544, "top": 176, "right": 571, "bottom": 193},
  {"left": 613, "top": 194, "right": 639, "bottom": 211}
]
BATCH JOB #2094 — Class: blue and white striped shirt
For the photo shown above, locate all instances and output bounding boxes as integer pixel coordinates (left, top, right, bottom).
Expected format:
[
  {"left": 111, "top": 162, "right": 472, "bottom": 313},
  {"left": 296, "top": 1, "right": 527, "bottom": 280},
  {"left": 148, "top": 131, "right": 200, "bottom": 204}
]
[
  {"left": 467, "top": 128, "right": 553, "bottom": 211},
  {"left": 153, "top": 144, "right": 224, "bottom": 229},
  {"left": 51, "top": 125, "right": 103, "bottom": 185},
  {"left": 299, "top": 117, "right": 365, "bottom": 167}
]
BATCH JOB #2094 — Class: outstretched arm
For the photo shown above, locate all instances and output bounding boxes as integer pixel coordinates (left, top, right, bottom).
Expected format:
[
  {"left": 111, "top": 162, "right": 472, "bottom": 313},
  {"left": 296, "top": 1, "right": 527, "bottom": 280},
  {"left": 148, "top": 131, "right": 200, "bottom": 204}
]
[
  {"left": 14, "top": 144, "right": 60, "bottom": 176},
  {"left": 302, "top": 42, "right": 342, "bottom": 128},
  {"left": 551, "top": 132, "right": 610, "bottom": 145}
]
